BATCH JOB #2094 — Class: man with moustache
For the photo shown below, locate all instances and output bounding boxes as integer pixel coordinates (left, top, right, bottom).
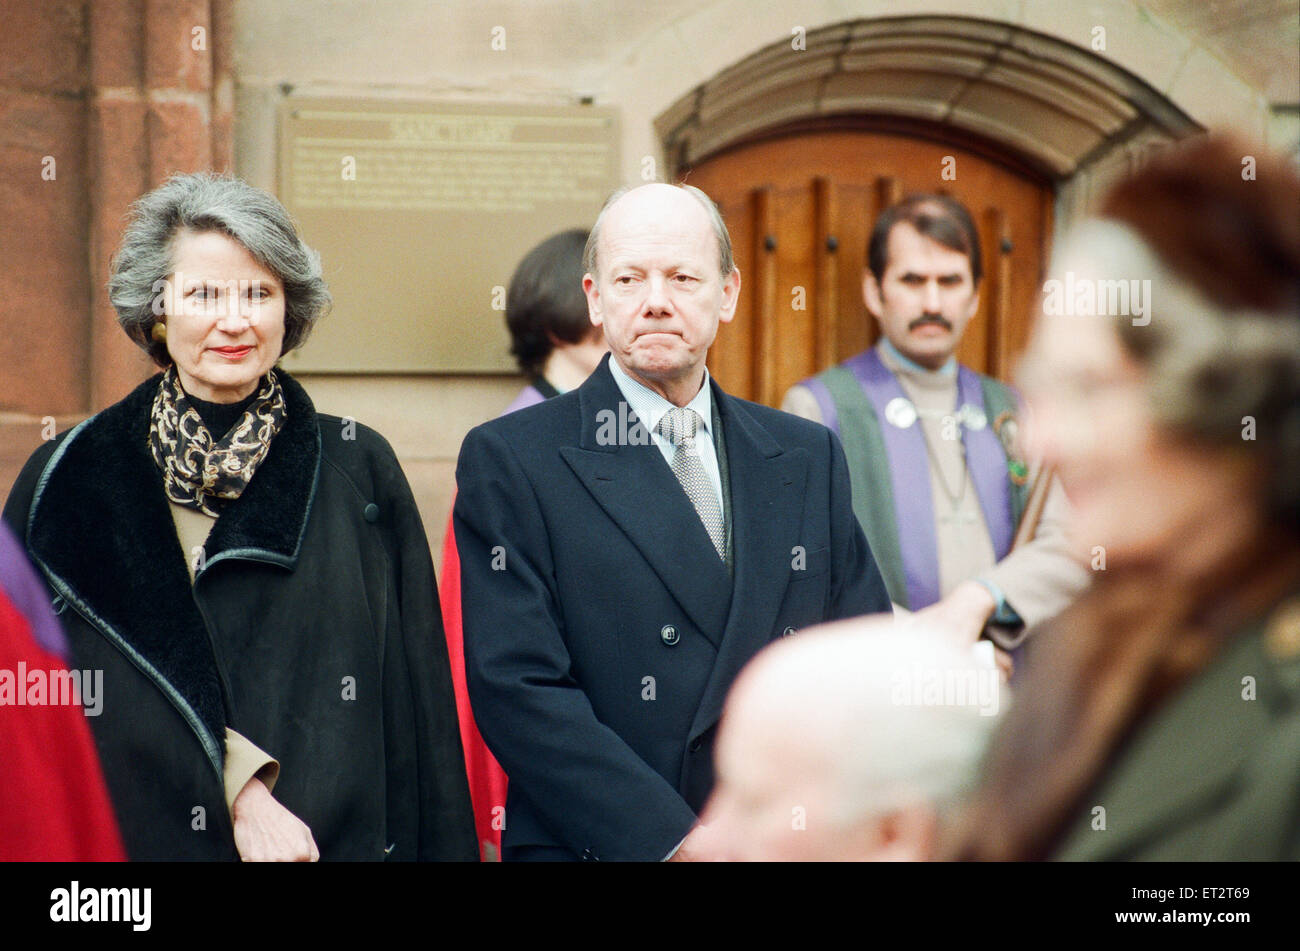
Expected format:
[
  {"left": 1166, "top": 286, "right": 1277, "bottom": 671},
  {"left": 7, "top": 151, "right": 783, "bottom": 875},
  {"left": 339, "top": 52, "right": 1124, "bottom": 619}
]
[
  {"left": 783, "top": 195, "right": 1085, "bottom": 664},
  {"left": 454, "top": 182, "right": 890, "bottom": 861}
]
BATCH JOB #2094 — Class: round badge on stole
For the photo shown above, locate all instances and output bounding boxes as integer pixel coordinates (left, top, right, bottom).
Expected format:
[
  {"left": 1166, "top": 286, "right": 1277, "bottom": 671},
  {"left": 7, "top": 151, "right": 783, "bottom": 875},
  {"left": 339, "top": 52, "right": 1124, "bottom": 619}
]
[
  {"left": 958, "top": 404, "right": 987, "bottom": 430},
  {"left": 884, "top": 397, "right": 917, "bottom": 429}
]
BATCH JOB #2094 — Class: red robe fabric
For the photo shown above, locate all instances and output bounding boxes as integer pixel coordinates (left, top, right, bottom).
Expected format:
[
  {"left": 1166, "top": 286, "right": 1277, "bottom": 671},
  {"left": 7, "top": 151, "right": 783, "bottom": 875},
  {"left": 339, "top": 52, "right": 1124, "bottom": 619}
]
[
  {"left": 441, "top": 383, "right": 550, "bottom": 860},
  {"left": 0, "top": 589, "right": 126, "bottom": 861},
  {"left": 440, "top": 501, "right": 508, "bottom": 861}
]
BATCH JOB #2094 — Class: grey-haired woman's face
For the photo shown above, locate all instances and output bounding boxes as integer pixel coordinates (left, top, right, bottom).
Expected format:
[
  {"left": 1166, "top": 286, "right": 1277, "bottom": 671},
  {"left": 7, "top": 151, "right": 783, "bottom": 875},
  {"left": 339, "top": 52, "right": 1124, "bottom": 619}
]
[{"left": 161, "top": 229, "right": 285, "bottom": 403}]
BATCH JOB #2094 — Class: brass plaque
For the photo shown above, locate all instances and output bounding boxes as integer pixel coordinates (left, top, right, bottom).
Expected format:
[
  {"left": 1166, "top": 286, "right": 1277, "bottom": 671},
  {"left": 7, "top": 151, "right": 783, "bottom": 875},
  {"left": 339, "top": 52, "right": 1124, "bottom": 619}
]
[{"left": 277, "top": 98, "right": 620, "bottom": 373}]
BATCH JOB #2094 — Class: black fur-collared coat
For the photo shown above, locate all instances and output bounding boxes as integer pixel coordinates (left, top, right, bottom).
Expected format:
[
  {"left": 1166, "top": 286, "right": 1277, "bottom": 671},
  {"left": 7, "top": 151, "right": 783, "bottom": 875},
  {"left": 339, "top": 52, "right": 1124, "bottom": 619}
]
[{"left": 4, "top": 370, "right": 477, "bottom": 861}]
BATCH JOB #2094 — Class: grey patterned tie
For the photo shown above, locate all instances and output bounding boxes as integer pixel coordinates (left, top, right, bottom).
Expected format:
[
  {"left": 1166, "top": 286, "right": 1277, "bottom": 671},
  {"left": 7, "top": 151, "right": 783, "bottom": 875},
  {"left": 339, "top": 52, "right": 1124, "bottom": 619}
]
[{"left": 656, "top": 407, "right": 726, "bottom": 560}]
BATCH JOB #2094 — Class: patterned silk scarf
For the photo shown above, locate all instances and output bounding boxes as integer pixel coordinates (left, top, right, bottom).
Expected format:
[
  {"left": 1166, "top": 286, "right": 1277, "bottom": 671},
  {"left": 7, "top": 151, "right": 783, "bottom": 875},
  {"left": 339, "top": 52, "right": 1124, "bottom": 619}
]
[{"left": 149, "top": 366, "right": 287, "bottom": 517}]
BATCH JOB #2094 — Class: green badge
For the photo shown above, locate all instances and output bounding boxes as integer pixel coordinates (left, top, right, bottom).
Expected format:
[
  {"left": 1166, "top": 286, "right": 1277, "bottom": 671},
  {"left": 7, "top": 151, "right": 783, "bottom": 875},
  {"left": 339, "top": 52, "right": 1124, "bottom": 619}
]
[{"left": 994, "top": 411, "right": 1029, "bottom": 486}]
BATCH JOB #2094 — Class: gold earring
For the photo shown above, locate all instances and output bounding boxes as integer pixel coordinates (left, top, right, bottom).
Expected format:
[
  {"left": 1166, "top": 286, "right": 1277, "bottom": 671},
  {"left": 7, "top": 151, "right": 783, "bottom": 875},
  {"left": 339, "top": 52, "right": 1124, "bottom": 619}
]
[{"left": 151, "top": 321, "right": 167, "bottom": 342}]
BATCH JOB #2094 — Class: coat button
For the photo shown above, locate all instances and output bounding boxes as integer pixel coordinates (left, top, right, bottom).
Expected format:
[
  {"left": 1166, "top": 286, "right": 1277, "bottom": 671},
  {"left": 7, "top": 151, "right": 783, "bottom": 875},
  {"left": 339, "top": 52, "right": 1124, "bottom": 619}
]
[
  {"left": 363, "top": 503, "right": 379, "bottom": 523},
  {"left": 660, "top": 624, "right": 679, "bottom": 646},
  {"left": 581, "top": 848, "right": 599, "bottom": 862},
  {"left": 783, "top": 626, "right": 796, "bottom": 638}
]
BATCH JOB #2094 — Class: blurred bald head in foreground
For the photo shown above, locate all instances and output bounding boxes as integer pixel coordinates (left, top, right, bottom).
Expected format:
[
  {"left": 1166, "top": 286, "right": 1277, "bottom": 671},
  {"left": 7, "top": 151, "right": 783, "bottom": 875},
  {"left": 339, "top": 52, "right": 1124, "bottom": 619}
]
[{"left": 701, "top": 617, "right": 1003, "bottom": 861}]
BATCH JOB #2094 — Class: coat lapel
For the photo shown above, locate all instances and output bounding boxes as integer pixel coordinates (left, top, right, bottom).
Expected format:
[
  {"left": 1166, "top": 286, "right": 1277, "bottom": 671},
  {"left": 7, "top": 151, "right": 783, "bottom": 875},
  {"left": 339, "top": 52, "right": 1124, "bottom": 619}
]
[
  {"left": 198, "top": 372, "right": 321, "bottom": 572},
  {"left": 559, "top": 359, "right": 732, "bottom": 645},
  {"left": 23, "top": 370, "right": 322, "bottom": 776},
  {"left": 26, "top": 375, "right": 228, "bottom": 773},
  {"left": 688, "top": 384, "right": 808, "bottom": 740}
]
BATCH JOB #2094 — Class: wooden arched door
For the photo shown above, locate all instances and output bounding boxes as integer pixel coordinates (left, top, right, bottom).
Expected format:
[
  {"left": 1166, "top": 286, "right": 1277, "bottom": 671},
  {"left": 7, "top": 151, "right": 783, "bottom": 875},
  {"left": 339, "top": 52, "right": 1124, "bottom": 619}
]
[{"left": 684, "top": 124, "right": 1054, "bottom": 405}]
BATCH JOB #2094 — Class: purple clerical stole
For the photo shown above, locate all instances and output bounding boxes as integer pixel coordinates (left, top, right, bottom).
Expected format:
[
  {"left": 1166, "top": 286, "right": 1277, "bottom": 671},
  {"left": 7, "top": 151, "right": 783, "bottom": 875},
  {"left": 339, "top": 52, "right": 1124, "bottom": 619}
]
[{"left": 845, "top": 349, "right": 1014, "bottom": 610}]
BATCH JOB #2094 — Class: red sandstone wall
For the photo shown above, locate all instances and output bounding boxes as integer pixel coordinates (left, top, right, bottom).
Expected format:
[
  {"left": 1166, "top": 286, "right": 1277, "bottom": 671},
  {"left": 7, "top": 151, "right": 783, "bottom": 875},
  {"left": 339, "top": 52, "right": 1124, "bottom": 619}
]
[{"left": 0, "top": 0, "right": 233, "bottom": 505}]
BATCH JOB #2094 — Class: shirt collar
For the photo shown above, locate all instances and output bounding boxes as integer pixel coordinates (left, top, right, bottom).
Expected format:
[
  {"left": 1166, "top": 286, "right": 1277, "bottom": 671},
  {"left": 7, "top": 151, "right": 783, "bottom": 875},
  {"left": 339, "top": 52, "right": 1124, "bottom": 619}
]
[
  {"left": 607, "top": 356, "right": 714, "bottom": 437},
  {"left": 880, "top": 337, "right": 956, "bottom": 377}
]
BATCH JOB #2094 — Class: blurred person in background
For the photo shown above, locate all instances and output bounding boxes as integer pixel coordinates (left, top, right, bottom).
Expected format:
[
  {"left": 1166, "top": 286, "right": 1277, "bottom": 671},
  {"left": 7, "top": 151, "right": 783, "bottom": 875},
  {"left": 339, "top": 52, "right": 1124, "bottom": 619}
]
[
  {"left": 953, "top": 135, "right": 1300, "bottom": 860},
  {"left": 4, "top": 173, "right": 476, "bottom": 861},
  {"left": 500, "top": 228, "right": 609, "bottom": 410},
  {"left": 702, "top": 617, "right": 1001, "bottom": 861},
  {"left": 438, "top": 228, "right": 606, "bottom": 860}
]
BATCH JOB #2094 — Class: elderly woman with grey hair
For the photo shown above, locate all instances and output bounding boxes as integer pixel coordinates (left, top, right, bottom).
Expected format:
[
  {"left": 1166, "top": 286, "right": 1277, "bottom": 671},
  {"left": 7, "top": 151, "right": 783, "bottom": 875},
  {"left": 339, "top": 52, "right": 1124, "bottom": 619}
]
[{"left": 4, "top": 173, "right": 476, "bottom": 861}]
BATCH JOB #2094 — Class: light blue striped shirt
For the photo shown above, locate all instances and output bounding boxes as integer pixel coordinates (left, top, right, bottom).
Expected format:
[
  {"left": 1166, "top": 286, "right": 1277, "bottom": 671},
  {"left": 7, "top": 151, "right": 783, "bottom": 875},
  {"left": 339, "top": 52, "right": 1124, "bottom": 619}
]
[{"left": 607, "top": 357, "right": 725, "bottom": 517}]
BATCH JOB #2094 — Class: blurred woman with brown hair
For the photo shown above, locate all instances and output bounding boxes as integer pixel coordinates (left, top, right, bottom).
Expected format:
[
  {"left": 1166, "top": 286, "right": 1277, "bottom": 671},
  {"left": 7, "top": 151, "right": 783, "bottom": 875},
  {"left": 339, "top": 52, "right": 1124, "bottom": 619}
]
[{"left": 954, "top": 135, "right": 1300, "bottom": 860}]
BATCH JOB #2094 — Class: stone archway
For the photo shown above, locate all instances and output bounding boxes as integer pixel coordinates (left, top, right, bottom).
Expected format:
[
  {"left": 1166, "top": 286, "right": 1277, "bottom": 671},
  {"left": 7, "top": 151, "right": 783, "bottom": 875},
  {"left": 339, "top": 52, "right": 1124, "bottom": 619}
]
[
  {"left": 653, "top": 15, "right": 1202, "bottom": 235},
  {"left": 643, "top": 15, "right": 1214, "bottom": 405}
]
